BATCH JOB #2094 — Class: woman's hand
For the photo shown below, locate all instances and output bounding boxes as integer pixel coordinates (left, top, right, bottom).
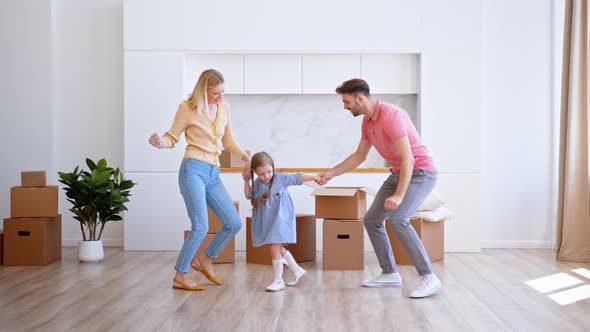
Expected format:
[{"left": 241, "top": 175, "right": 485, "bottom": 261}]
[
  {"left": 148, "top": 133, "right": 162, "bottom": 148},
  {"left": 241, "top": 155, "right": 251, "bottom": 182}
]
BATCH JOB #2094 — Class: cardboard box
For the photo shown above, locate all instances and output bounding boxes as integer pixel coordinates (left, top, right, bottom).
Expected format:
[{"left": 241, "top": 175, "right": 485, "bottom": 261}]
[
  {"left": 219, "top": 150, "right": 251, "bottom": 168},
  {"left": 207, "top": 201, "right": 240, "bottom": 233},
  {"left": 385, "top": 218, "right": 444, "bottom": 265},
  {"left": 246, "top": 214, "right": 317, "bottom": 265},
  {"left": 322, "top": 219, "right": 364, "bottom": 270},
  {"left": 21, "top": 171, "right": 47, "bottom": 187},
  {"left": 3, "top": 215, "right": 62, "bottom": 266},
  {"left": 312, "top": 187, "right": 376, "bottom": 220},
  {"left": 10, "top": 186, "right": 58, "bottom": 218},
  {"left": 0, "top": 230, "right": 3, "bottom": 265},
  {"left": 184, "top": 231, "right": 235, "bottom": 264}
]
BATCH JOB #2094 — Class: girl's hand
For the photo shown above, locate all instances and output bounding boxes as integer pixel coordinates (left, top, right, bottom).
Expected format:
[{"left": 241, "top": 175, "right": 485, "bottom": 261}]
[{"left": 148, "top": 133, "right": 162, "bottom": 148}]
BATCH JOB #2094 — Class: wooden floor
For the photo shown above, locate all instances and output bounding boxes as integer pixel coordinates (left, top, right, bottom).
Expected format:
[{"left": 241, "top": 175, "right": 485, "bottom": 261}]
[{"left": 1, "top": 248, "right": 589, "bottom": 332}]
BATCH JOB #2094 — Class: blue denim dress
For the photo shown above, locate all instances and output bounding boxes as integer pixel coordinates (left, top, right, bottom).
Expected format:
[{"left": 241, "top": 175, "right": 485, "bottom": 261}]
[{"left": 248, "top": 172, "right": 302, "bottom": 247}]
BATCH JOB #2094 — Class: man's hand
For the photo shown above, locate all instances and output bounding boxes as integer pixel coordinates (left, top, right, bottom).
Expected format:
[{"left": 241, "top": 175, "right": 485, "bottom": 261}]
[
  {"left": 317, "top": 171, "right": 335, "bottom": 185},
  {"left": 384, "top": 194, "right": 403, "bottom": 211}
]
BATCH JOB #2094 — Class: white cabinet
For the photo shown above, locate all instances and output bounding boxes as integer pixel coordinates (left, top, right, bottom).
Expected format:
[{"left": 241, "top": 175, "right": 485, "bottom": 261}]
[
  {"left": 302, "top": 54, "right": 360, "bottom": 94},
  {"left": 244, "top": 55, "right": 302, "bottom": 94},
  {"left": 124, "top": 172, "right": 189, "bottom": 250},
  {"left": 436, "top": 173, "right": 481, "bottom": 252},
  {"left": 184, "top": 54, "right": 244, "bottom": 95},
  {"left": 361, "top": 54, "right": 419, "bottom": 94}
]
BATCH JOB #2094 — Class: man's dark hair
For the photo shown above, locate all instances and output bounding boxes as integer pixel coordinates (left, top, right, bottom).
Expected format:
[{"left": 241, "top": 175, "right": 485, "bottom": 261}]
[{"left": 335, "top": 78, "right": 370, "bottom": 96}]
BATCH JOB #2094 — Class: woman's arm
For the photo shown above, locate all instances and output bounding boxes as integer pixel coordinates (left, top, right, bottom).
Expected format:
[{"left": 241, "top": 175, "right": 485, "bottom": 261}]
[{"left": 244, "top": 178, "right": 251, "bottom": 199}]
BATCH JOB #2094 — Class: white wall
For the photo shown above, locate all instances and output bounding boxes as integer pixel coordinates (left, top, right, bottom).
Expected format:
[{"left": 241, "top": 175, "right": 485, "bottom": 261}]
[
  {"left": 1, "top": 0, "right": 561, "bottom": 250},
  {"left": 123, "top": 0, "right": 484, "bottom": 252},
  {"left": 52, "top": 0, "right": 125, "bottom": 246},
  {"left": 0, "top": 1, "right": 53, "bottom": 221},
  {"left": 480, "top": 0, "right": 560, "bottom": 248}
]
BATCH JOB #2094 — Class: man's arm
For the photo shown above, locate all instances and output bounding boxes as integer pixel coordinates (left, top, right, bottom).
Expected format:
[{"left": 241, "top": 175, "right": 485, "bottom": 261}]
[
  {"left": 384, "top": 136, "right": 415, "bottom": 210},
  {"left": 318, "top": 139, "right": 372, "bottom": 184}
]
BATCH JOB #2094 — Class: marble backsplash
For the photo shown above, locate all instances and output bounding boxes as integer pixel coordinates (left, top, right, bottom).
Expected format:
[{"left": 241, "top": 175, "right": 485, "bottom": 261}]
[{"left": 224, "top": 94, "right": 418, "bottom": 168}]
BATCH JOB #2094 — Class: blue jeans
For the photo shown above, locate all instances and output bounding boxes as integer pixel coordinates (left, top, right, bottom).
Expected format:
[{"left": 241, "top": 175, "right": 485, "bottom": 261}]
[
  {"left": 175, "top": 158, "right": 242, "bottom": 274},
  {"left": 363, "top": 169, "right": 438, "bottom": 276}
]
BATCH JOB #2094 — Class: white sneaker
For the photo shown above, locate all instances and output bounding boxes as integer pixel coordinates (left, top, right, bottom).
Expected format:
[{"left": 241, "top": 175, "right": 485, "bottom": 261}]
[
  {"left": 265, "top": 279, "right": 285, "bottom": 292},
  {"left": 286, "top": 268, "right": 306, "bottom": 286},
  {"left": 409, "top": 274, "right": 441, "bottom": 298},
  {"left": 361, "top": 272, "right": 402, "bottom": 287}
]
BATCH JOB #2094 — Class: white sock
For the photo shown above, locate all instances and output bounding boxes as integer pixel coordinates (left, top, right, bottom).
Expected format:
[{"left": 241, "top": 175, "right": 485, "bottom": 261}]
[
  {"left": 272, "top": 259, "right": 284, "bottom": 281},
  {"left": 282, "top": 250, "right": 301, "bottom": 273}
]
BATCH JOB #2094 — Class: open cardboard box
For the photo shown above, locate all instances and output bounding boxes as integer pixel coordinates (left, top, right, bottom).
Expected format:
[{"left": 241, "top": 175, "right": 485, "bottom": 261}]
[{"left": 312, "top": 187, "right": 376, "bottom": 220}]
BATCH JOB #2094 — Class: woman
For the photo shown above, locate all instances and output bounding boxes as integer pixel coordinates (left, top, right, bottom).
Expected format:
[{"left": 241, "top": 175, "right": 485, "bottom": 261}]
[{"left": 148, "top": 69, "right": 250, "bottom": 291}]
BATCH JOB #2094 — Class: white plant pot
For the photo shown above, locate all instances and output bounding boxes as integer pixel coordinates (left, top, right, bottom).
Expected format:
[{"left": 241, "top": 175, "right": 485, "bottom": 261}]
[{"left": 78, "top": 240, "right": 104, "bottom": 262}]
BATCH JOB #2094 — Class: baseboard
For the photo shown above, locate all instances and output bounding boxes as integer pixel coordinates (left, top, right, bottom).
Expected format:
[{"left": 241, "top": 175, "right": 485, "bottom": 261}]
[
  {"left": 480, "top": 240, "right": 554, "bottom": 249},
  {"left": 63, "top": 238, "right": 123, "bottom": 247}
]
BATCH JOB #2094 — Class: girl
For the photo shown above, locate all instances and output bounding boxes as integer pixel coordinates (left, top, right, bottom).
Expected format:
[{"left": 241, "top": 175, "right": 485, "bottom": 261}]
[{"left": 244, "top": 151, "right": 321, "bottom": 292}]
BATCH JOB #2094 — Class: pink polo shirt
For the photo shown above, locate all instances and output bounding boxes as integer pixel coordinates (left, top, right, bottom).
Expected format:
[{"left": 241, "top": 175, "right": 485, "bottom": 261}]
[{"left": 361, "top": 101, "right": 436, "bottom": 173}]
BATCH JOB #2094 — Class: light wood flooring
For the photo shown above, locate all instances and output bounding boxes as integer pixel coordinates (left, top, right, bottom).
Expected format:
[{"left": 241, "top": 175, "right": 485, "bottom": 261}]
[{"left": 1, "top": 248, "right": 589, "bottom": 331}]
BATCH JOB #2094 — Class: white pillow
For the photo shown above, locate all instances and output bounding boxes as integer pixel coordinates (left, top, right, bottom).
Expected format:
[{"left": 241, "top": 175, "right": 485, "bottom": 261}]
[
  {"left": 412, "top": 206, "right": 456, "bottom": 222},
  {"left": 417, "top": 190, "right": 446, "bottom": 211}
]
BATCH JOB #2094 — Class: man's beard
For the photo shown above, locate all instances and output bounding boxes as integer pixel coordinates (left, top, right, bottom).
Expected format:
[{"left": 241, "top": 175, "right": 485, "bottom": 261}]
[{"left": 351, "top": 106, "right": 362, "bottom": 117}]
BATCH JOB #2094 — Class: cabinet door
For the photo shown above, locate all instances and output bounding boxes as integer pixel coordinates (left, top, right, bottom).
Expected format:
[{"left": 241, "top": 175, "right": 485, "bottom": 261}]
[
  {"left": 184, "top": 54, "right": 244, "bottom": 95},
  {"left": 124, "top": 53, "right": 185, "bottom": 173},
  {"left": 361, "top": 54, "right": 419, "bottom": 94},
  {"left": 244, "top": 55, "right": 302, "bottom": 94},
  {"left": 302, "top": 54, "right": 360, "bottom": 94},
  {"left": 124, "top": 173, "right": 189, "bottom": 250}
]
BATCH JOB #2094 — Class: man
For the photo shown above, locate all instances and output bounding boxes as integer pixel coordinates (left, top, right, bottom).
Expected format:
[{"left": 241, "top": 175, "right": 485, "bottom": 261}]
[{"left": 318, "top": 79, "right": 441, "bottom": 298}]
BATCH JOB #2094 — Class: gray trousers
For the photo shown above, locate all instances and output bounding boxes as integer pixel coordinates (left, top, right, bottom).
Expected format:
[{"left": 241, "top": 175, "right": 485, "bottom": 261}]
[{"left": 363, "top": 169, "right": 437, "bottom": 276}]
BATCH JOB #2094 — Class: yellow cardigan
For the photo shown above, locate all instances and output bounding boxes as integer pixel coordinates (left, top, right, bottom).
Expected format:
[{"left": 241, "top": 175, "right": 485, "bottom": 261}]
[{"left": 161, "top": 101, "right": 246, "bottom": 166}]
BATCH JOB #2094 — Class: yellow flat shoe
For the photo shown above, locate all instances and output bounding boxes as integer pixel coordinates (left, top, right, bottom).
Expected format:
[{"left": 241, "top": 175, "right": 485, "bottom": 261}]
[
  {"left": 172, "top": 278, "right": 205, "bottom": 291},
  {"left": 196, "top": 257, "right": 222, "bottom": 285}
]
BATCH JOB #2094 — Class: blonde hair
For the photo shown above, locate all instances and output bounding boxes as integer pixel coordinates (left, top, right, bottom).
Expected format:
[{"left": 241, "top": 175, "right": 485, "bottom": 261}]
[
  {"left": 186, "top": 69, "right": 224, "bottom": 113},
  {"left": 250, "top": 151, "right": 275, "bottom": 210}
]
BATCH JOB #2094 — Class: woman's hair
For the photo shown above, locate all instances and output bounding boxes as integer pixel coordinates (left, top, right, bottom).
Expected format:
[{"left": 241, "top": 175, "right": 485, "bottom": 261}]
[
  {"left": 335, "top": 78, "right": 370, "bottom": 96},
  {"left": 250, "top": 151, "right": 275, "bottom": 210},
  {"left": 186, "top": 69, "right": 224, "bottom": 113}
]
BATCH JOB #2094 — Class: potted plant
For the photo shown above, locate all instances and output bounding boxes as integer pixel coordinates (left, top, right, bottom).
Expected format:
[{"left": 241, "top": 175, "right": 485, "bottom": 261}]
[{"left": 58, "top": 158, "right": 136, "bottom": 262}]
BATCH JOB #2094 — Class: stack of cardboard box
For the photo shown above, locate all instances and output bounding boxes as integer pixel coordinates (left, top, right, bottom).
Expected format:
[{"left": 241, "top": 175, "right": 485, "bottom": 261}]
[
  {"left": 312, "top": 187, "right": 376, "bottom": 270},
  {"left": 183, "top": 201, "right": 239, "bottom": 264},
  {"left": 3, "top": 171, "right": 62, "bottom": 266},
  {"left": 245, "top": 214, "right": 316, "bottom": 265}
]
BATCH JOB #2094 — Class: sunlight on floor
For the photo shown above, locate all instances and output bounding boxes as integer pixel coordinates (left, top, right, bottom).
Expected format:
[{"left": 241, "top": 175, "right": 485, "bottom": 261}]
[
  {"left": 525, "top": 273, "right": 582, "bottom": 293},
  {"left": 548, "top": 285, "right": 590, "bottom": 305},
  {"left": 525, "top": 268, "right": 590, "bottom": 305}
]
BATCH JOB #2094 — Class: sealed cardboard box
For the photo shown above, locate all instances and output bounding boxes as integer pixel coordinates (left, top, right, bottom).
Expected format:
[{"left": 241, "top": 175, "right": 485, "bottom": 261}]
[
  {"left": 386, "top": 218, "right": 444, "bottom": 265},
  {"left": 184, "top": 231, "right": 235, "bottom": 263},
  {"left": 3, "top": 215, "right": 62, "bottom": 266},
  {"left": 322, "top": 219, "right": 364, "bottom": 270},
  {"left": 10, "top": 185, "right": 58, "bottom": 218},
  {"left": 312, "top": 187, "right": 376, "bottom": 220},
  {"left": 246, "top": 215, "right": 317, "bottom": 265},
  {"left": 219, "top": 150, "right": 251, "bottom": 168},
  {"left": 21, "top": 171, "right": 46, "bottom": 187},
  {"left": 207, "top": 201, "right": 239, "bottom": 233}
]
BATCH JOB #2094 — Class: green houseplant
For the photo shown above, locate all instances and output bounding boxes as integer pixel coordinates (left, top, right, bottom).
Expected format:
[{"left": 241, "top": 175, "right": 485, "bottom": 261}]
[{"left": 58, "top": 158, "right": 136, "bottom": 261}]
